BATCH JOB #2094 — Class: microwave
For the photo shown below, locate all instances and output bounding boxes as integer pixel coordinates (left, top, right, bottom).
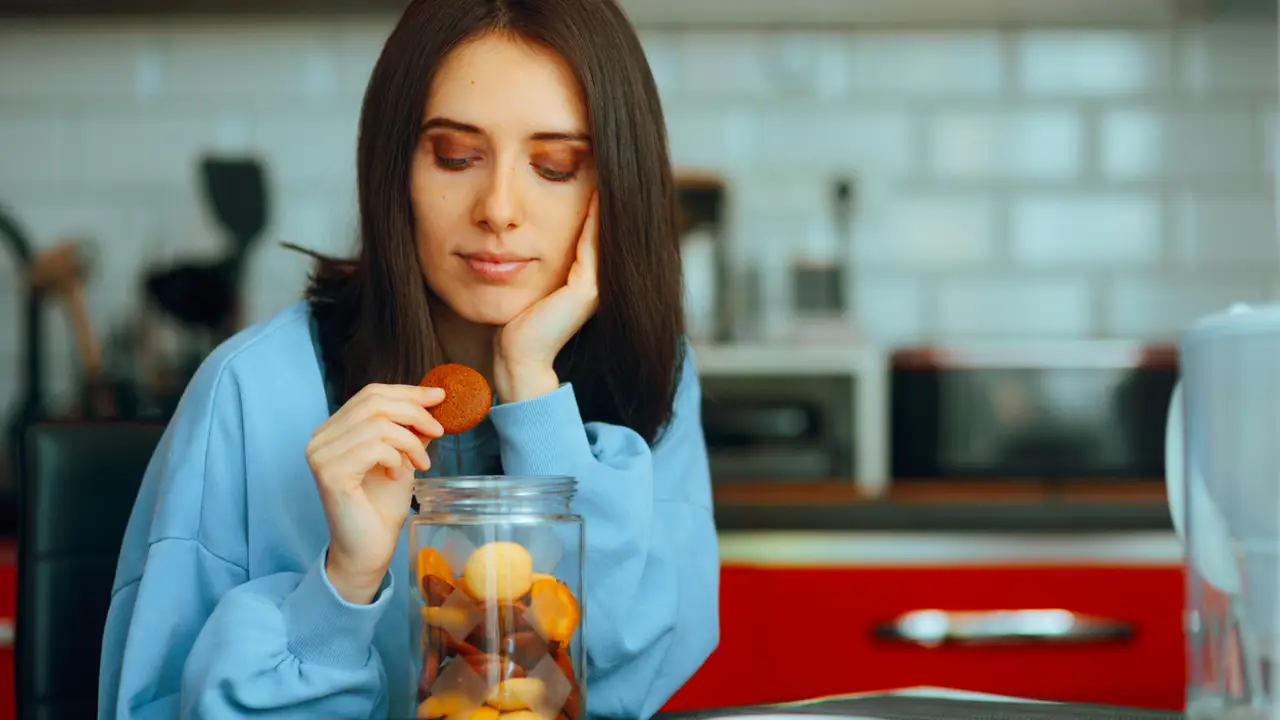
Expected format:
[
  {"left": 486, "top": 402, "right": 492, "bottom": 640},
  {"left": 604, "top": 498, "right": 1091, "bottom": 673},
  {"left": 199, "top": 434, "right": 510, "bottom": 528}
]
[
  {"left": 699, "top": 374, "right": 856, "bottom": 482},
  {"left": 890, "top": 343, "right": 1178, "bottom": 482}
]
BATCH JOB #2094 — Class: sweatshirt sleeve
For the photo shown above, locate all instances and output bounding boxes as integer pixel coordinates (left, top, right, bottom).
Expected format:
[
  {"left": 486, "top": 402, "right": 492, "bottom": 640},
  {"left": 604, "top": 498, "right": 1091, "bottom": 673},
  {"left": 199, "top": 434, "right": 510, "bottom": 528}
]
[
  {"left": 486, "top": 348, "right": 719, "bottom": 719},
  {"left": 97, "top": 352, "right": 394, "bottom": 719}
]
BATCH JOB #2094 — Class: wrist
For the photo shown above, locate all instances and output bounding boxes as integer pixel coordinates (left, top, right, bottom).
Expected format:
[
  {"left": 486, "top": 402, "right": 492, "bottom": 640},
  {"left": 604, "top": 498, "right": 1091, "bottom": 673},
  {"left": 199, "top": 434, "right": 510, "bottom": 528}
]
[
  {"left": 494, "top": 359, "right": 560, "bottom": 403},
  {"left": 324, "top": 549, "right": 387, "bottom": 605}
]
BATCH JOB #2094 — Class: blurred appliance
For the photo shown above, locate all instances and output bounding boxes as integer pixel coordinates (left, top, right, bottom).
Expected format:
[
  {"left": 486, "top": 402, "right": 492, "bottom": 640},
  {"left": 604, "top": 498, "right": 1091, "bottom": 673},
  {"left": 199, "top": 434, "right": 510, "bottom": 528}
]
[
  {"left": 676, "top": 173, "right": 729, "bottom": 343},
  {"left": 789, "top": 175, "right": 859, "bottom": 342},
  {"left": 1166, "top": 302, "right": 1280, "bottom": 718},
  {"left": 891, "top": 343, "right": 1177, "bottom": 481},
  {"left": 701, "top": 374, "right": 854, "bottom": 481}
]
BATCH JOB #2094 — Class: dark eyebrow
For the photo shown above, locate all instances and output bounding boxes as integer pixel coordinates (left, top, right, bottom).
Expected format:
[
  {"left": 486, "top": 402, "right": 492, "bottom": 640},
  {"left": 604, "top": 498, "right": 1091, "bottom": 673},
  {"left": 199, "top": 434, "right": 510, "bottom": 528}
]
[
  {"left": 422, "top": 116, "right": 590, "bottom": 144},
  {"left": 422, "top": 117, "right": 482, "bottom": 134},
  {"left": 531, "top": 131, "right": 591, "bottom": 144}
]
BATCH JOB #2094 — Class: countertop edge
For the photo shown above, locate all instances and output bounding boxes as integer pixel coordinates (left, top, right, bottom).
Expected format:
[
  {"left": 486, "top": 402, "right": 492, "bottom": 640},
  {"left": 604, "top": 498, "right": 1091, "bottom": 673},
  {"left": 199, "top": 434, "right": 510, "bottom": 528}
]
[{"left": 716, "top": 530, "right": 1183, "bottom": 566}]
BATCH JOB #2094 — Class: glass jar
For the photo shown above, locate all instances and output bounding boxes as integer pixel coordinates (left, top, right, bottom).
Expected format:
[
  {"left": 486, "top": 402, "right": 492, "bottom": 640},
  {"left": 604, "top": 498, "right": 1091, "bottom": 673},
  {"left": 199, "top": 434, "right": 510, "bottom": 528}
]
[{"left": 408, "top": 475, "right": 585, "bottom": 720}]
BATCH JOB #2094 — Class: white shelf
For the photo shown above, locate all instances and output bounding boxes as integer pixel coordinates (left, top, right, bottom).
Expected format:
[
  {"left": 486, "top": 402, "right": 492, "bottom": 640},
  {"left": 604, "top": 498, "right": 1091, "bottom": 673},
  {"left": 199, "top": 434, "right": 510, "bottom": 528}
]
[{"left": 691, "top": 342, "right": 883, "bottom": 377}]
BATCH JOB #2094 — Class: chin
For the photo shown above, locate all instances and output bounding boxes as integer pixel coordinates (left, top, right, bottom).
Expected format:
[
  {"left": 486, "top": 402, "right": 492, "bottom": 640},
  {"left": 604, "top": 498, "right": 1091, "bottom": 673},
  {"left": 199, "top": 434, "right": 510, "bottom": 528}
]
[{"left": 438, "top": 287, "right": 538, "bottom": 326}]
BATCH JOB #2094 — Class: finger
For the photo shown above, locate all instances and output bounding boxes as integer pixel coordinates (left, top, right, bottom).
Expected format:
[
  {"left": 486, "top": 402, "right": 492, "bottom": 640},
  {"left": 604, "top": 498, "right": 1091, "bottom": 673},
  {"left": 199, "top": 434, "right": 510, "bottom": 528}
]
[
  {"left": 314, "top": 441, "right": 404, "bottom": 491},
  {"left": 332, "top": 384, "right": 445, "bottom": 423},
  {"left": 309, "top": 381, "right": 394, "bottom": 438},
  {"left": 315, "top": 393, "right": 445, "bottom": 448},
  {"left": 378, "top": 419, "right": 433, "bottom": 472},
  {"left": 354, "top": 417, "right": 432, "bottom": 471},
  {"left": 352, "top": 394, "right": 445, "bottom": 438},
  {"left": 358, "top": 383, "right": 446, "bottom": 408},
  {"left": 578, "top": 191, "right": 598, "bottom": 267},
  {"left": 316, "top": 416, "right": 432, "bottom": 473},
  {"left": 575, "top": 193, "right": 599, "bottom": 301},
  {"left": 412, "top": 384, "right": 448, "bottom": 407},
  {"left": 580, "top": 213, "right": 598, "bottom": 286},
  {"left": 370, "top": 443, "right": 405, "bottom": 475}
]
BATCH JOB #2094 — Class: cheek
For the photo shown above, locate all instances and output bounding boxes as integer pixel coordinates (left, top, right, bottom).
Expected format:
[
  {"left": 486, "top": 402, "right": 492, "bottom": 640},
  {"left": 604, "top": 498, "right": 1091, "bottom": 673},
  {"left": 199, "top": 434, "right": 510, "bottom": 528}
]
[
  {"left": 411, "top": 165, "right": 465, "bottom": 259},
  {"left": 532, "top": 188, "right": 591, "bottom": 280}
]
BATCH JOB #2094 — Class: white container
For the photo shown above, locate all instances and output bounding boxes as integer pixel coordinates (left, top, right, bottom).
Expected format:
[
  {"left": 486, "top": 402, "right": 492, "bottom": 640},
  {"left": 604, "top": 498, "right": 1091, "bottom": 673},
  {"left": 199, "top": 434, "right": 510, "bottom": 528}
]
[
  {"left": 681, "top": 228, "right": 718, "bottom": 343},
  {"left": 1167, "top": 302, "right": 1280, "bottom": 719}
]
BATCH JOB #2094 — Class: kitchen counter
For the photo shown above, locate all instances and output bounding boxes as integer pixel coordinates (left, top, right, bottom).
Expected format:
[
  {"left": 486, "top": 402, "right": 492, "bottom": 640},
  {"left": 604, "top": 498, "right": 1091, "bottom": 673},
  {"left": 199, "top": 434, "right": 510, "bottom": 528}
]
[{"left": 711, "top": 480, "right": 1173, "bottom": 533}]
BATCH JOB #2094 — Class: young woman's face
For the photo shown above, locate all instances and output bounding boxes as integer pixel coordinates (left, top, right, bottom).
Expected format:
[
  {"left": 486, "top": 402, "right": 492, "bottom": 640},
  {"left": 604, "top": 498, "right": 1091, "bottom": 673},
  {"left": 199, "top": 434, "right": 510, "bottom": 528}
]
[{"left": 412, "top": 32, "right": 597, "bottom": 327}]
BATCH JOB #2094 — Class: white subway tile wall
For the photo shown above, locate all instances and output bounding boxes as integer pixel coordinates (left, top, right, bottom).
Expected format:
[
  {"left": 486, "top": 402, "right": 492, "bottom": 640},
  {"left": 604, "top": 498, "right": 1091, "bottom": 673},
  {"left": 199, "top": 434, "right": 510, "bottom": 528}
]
[
  {"left": 927, "top": 109, "right": 1084, "bottom": 181},
  {"left": 0, "top": 19, "right": 1276, "bottom": 413},
  {"left": 935, "top": 275, "right": 1095, "bottom": 337},
  {"left": 1099, "top": 107, "right": 1259, "bottom": 179},
  {"left": 1011, "top": 192, "right": 1163, "bottom": 267},
  {"left": 1015, "top": 31, "right": 1175, "bottom": 97}
]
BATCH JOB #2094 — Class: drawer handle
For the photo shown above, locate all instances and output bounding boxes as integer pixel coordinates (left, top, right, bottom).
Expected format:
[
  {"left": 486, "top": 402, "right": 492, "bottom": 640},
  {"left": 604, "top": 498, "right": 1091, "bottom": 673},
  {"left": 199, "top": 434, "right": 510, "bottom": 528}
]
[
  {"left": 875, "top": 609, "right": 1133, "bottom": 647},
  {"left": 0, "top": 618, "right": 11, "bottom": 649}
]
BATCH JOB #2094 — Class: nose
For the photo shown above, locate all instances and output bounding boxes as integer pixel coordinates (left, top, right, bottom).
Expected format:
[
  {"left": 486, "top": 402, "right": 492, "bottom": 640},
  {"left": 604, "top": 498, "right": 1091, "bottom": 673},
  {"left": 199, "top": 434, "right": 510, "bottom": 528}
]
[{"left": 474, "top": 161, "right": 522, "bottom": 234}]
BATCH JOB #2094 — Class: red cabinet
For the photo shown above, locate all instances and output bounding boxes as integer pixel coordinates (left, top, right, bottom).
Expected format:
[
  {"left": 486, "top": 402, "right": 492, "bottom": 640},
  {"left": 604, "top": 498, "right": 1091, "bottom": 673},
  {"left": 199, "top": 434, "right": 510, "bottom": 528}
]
[{"left": 665, "top": 558, "right": 1185, "bottom": 712}]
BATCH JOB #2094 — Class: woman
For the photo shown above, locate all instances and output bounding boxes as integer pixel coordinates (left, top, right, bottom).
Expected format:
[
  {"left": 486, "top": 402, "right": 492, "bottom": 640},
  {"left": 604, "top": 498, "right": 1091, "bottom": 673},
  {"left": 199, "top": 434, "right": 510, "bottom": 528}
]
[{"left": 97, "top": 0, "right": 718, "bottom": 717}]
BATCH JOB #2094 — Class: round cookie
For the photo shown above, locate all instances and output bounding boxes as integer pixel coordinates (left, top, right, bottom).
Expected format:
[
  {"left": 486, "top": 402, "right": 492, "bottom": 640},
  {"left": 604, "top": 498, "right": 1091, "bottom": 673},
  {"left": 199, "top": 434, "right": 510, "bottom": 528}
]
[
  {"left": 420, "top": 363, "right": 492, "bottom": 434},
  {"left": 463, "top": 541, "right": 534, "bottom": 602}
]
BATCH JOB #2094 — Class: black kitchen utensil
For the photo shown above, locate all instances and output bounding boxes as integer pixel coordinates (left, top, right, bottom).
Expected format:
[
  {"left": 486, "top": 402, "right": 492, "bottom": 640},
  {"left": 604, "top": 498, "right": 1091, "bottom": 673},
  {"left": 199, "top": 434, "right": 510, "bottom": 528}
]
[
  {"left": 146, "top": 155, "right": 270, "bottom": 341},
  {"left": 201, "top": 155, "right": 269, "bottom": 285}
]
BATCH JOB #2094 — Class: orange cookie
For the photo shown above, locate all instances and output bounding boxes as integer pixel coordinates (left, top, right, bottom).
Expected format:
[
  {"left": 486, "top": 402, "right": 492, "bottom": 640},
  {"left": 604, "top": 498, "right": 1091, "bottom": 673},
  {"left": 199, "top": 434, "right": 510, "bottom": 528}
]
[{"left": 420, "top": 363, "right": 492, "bottom": 434}]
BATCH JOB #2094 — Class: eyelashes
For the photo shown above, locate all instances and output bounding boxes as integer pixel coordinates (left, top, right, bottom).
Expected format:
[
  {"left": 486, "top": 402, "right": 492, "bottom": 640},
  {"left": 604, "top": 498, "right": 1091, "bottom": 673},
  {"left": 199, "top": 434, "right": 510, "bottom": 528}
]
[
  {"left": 434, "top": 156, "right": 470, "bottom": 170},
  {"left": 535, "top": 167, "right": 576, "bottom": 182},
  {"left": 433, "top": 154, "right": 578, "bottom": 183}
]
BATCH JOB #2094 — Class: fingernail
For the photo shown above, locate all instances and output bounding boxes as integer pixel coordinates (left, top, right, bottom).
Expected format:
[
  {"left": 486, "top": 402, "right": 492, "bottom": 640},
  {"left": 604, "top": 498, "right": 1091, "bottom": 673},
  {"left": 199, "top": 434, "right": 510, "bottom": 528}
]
[{"left": 424, "top": 387, "right": 445, "bottom": 400}]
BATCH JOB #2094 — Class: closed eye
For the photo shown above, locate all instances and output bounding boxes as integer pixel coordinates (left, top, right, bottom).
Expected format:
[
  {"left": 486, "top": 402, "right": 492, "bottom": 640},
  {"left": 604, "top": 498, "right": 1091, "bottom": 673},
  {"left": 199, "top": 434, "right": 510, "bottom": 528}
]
[
  {"left": 536, "top": 165, "right": 576, "bottom": 182},
  {"left": 435, "top": 155, "right": 475, "bottom": 170}
]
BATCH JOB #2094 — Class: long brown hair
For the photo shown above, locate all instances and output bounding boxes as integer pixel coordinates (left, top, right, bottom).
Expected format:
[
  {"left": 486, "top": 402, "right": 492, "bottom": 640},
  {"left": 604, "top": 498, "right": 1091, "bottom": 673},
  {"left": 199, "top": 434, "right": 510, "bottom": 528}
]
[{"left": 305, "top": 0, "right": 686, "bottom": 445}]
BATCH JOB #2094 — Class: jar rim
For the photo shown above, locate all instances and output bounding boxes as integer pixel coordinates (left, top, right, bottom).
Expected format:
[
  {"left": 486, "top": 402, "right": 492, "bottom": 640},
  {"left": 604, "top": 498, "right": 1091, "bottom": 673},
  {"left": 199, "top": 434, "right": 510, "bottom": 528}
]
[{"left": 413, "top": 474, "right": 577, "bottom": 497}]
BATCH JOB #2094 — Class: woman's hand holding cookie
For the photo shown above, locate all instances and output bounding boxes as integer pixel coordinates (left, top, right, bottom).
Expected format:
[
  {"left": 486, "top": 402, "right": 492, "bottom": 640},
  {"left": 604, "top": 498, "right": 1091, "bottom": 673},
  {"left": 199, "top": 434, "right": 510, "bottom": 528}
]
[
  {"left": 306, "top": 383, "right": 445, "bottom": 604},
  {"left": 494, "top": 191, "right": 599, "bottom": 403}
]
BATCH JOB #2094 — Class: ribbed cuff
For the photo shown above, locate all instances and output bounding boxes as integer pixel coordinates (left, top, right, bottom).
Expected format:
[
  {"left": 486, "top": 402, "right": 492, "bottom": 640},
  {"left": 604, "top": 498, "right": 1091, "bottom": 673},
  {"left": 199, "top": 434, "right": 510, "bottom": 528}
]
[
  {"left": 488, "top": 383, "right": 594, "bottom": 475},
  {"left": 281, "top": 547, "right": 393, "bottom": 669}
]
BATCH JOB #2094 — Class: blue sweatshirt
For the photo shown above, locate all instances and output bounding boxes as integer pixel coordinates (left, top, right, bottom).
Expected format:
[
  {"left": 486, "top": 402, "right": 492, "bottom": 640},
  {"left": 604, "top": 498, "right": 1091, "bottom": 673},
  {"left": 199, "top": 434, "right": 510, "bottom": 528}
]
[{"left": 97, "top": 301, "right": 719, "bottom": 719}]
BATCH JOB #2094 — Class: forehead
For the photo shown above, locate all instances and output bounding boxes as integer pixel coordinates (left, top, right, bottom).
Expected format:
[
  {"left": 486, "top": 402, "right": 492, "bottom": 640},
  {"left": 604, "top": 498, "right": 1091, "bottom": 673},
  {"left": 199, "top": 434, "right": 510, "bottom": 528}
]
[{"left": 425, "top": 32, "right": 587, "bottom": 133}]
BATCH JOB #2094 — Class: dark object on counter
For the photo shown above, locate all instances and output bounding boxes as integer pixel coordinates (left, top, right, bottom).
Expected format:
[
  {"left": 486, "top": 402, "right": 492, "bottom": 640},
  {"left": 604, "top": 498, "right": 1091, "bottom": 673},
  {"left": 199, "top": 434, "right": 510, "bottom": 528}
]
[
  {"left": 655, "top": 693, "right": 1183, "bottom": 720},
  {"left": 17, "top": 420, "right": 165, "bottom": 720}
]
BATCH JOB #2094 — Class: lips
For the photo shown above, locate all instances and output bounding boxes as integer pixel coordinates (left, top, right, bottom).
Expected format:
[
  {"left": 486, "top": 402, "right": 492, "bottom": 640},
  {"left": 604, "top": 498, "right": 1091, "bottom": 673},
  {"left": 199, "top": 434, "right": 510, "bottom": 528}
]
[{"left": 459, "top": 252, "right": 533, "bottom": 282}]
